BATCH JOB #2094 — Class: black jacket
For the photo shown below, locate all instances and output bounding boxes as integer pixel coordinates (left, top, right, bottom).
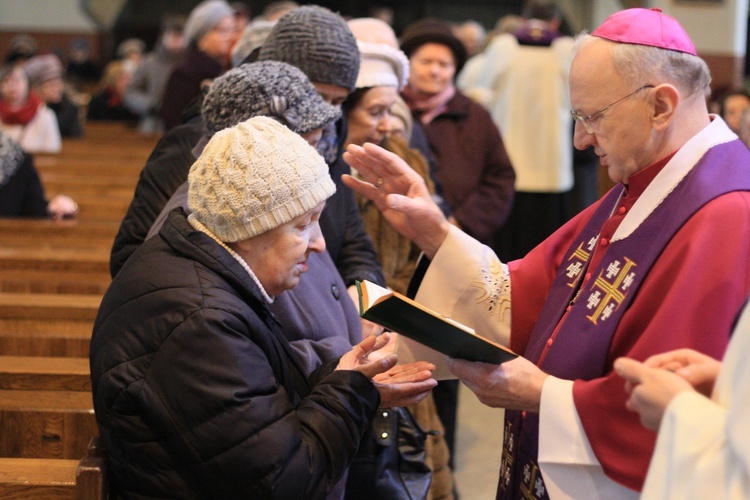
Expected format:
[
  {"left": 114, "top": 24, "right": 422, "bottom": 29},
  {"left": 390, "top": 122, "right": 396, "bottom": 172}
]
[{"left": 91, "top": 210, "right": 380, "bottom": 499}]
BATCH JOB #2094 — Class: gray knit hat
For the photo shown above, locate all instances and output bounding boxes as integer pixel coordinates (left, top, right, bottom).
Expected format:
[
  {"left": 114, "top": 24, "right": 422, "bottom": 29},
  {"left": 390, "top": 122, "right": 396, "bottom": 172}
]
[
  {"left": 258, "top": 5, "right": 360, "bottom": 91},
  {"left": 188, "top": 116, "right": 335, "bottom": 242},
  {"left": 24, "top": 54, "right": 64, "bottom": 86},
  {"left": 201, "top": 60, "right": 341, "bottom": 136},
  {"left": 184, "top": 0, "right": 235, "bottom": 44}
]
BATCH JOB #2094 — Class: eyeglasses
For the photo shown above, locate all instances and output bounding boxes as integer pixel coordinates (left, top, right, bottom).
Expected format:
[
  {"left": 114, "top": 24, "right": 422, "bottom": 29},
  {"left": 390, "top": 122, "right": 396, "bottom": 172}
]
[{"left": 570, "top": 85, "right": 655, "bottom": 134}]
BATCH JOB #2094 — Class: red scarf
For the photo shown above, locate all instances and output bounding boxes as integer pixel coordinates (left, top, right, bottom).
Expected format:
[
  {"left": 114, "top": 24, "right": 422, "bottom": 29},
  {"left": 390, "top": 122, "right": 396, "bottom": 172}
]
[
  {"left": 0, "top": 91, "right": 42, "bottom": 126},
  {"left": 402, "top": 84, "right": 456, "bottom": 125}
]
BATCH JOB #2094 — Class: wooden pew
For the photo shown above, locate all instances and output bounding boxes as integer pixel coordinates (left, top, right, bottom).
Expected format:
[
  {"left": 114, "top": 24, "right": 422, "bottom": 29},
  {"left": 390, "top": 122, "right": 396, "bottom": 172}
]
[
  {"left": 0, "top": 457, "right": 77, "bottom": 498},
  {"left": 0, "top": 356, "right": 90, "bottom": 391},
  {"left": 0, "top": 389, "right": 97, "bottom": 459},
  {"left": 0, "top": 329, "right": 91, "bottom": 357},
  {"left": 0, "top": 436, "right": 107, "bottom": 499},
  {"left": 0, "top": 248, "right": 109, "bottom": 274},
  {"left": 0, "top": 293, "right": 98, "bottom": 355}
]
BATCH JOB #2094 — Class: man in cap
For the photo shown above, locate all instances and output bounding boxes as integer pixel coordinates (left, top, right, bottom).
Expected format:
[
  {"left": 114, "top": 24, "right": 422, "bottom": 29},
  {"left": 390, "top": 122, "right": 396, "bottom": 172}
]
[{"left": 341, "top": 7, "right": 750, "bottom": 498}]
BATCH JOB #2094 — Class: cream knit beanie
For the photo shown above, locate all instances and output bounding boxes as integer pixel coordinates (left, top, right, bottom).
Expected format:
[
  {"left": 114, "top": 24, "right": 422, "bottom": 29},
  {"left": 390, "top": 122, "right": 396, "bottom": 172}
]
[{"left": 188, "top": 116, "right": 335, "bottom": 242}]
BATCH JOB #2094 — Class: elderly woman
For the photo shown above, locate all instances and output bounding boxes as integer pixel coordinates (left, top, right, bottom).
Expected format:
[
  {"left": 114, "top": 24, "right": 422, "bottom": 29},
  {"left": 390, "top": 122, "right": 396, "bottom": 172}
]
[
  {"left": 342, "top": 21, "right": 455, "bottom": 498},
  {"left": 0, "top": 64, "right": 61, "bottom": 153},
  {"left": 399, "top": 18, "right": 515, "bottom": 252},
  {"left": 90, "top": 116, "right": 436, "bottom": 498},
  {"left": 160, "top": 0, "right": 235, "bottom": 131}
]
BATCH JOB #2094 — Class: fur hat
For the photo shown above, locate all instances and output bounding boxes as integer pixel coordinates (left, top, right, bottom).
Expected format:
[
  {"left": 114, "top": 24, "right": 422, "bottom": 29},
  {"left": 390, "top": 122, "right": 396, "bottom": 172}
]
[
  {"left": 188, "top": 116, "right": 335, "bottom": 242},
  {"left": 258, "top": 5, "right": 360, "bottom": 91},
  {"left": 24, "top": 54, "right": 64, "bottom": 86},
  {"left": 355, "top": 41, "right": 409, "bottom": 91},
  {"left": 184, "top": 0, "right": 235, "bottom": 44},
  {"left": 201, "top": 60, "right": 341, "bottom": 136},
  {"left": 400, "top": 17, "right": 468, "bottom": 73}
]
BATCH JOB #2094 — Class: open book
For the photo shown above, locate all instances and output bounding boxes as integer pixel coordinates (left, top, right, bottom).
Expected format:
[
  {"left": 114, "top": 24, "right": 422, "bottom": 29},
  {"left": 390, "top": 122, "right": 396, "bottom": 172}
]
[{"left": 357, "top": 280, "right": 517, "bottom": 379}]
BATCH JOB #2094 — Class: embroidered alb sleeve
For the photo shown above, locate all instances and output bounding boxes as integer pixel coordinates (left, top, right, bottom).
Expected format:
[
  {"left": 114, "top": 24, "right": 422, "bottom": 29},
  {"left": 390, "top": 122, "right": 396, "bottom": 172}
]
[{"left": 415, "top": 225, "right": 511, "bottom": 347}]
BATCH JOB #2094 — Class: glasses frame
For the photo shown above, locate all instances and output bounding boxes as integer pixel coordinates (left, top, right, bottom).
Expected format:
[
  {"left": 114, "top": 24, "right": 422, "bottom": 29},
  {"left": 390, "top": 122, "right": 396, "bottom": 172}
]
[{"left": 571, "top": 84, "right": 655, "bottom": 134}]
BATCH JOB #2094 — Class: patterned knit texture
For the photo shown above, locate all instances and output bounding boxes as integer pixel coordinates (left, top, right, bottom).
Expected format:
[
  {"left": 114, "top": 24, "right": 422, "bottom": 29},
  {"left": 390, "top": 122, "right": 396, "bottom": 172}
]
[
  {"left": 258, "top": 5, "right": 360, "bottom": 91},
  {"left": 188, "top": 116, "right": 335, "bottom": 242},
  {"left": 201, "top": 60, "right": 341, "bottom": 136}
]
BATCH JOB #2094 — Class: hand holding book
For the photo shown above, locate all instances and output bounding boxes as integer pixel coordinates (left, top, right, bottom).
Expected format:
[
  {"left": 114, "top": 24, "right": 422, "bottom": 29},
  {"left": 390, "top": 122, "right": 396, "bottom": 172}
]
[{"left": 356, "top": 280, "right": 517, "bottom": 379}]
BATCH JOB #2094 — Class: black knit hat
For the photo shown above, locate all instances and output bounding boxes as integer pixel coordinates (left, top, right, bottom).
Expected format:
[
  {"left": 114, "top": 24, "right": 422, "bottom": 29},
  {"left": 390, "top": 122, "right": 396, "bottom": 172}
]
[
  {"left": 400, "top": 17, "right": 468, "bottom": 74},
  {"left": 257, "top": 5, "right": 360, "bottom": 92}
]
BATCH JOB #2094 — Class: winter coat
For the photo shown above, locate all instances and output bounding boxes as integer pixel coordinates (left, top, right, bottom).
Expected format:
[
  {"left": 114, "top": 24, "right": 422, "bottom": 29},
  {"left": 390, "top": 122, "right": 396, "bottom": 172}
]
[
  {"left": 160, "top": 46, "right": 224, "bottom": 131},
  {"left": 413, "top": 91, "right": 515, "bottom": 245},
  {"left": 91, "top": 209, "right": 380, "bottom": 499}
]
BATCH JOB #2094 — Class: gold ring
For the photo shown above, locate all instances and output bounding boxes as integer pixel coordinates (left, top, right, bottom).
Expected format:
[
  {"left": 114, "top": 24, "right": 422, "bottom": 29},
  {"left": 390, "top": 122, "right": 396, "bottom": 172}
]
[{"left": 376, "top": 177, "right": 384, "bottom": 186}]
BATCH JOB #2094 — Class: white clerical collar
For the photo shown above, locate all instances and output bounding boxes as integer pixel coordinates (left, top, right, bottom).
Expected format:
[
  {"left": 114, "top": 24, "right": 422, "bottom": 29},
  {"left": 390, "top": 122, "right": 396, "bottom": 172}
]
[{"left": 612, "top": 115, "right": 737, "bottom": 242}]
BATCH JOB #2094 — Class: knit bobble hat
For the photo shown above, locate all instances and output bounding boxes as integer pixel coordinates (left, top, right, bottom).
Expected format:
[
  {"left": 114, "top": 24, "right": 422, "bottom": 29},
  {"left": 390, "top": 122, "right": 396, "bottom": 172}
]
[
  {"left": 400, "top": 17, "right": 468, "bottom": 74},
  {"left": 188, "top": 116, "right": 336, "bottom": 243},
  {"left": 184, "top": 0, "right": 235, "bottom": 44},
  {"left": 201, "top": 60, "right": 341, "bottom": 135},
  {"left": 258, "top": 5, "right": 360, "bottom": 92}
]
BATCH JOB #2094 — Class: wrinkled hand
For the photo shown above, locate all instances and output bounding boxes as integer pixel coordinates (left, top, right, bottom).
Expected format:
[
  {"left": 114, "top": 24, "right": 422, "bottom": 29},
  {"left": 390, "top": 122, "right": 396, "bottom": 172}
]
[
  {"left": 342, "top": 143, "right": 450, "bottom": 259},
  {"left": 614, "top": 357, "right": 696, "bottom": 431},
  {"left": 640, "top": 348, "right": 721, "bottom": 397},
  {"left": 336, "top": 334, "right": 437, "bottom": 408},
  {"left": 47, "top": 194, "right": 78, "bottom": 220},
  {"left": 446, "top": 355, "right": 548, "bottom": 412}
]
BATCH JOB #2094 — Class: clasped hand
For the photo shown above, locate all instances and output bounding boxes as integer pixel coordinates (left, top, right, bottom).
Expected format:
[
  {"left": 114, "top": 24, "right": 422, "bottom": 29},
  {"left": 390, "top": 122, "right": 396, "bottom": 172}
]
[
  {"left": 614, "top": 348, "right": 722, "bottom": 430},
  {"left": 336, "top": 334, "right": 437, "bottom": 408}
]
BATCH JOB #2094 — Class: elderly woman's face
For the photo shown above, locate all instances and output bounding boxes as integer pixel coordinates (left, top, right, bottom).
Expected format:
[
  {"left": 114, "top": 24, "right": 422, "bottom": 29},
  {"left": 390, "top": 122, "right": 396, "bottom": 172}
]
[
  {"left": 408, "top": 43, "right": 456, "bottom": 96},
  {"left": 345, "top": 86, "right": 398, "bottom": 148},
  {"left": 198, "top": 15, "right": 236, "bottom": 60},
  {"left": 233, "top": 201, "right": 326, "bottom": 296}
]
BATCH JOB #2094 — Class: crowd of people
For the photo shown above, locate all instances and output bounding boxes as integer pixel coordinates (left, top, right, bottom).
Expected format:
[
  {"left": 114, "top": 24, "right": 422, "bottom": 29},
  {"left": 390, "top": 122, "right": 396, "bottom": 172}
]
[{"left": 3, "top": 0, "right": 750, "bottom": 498}]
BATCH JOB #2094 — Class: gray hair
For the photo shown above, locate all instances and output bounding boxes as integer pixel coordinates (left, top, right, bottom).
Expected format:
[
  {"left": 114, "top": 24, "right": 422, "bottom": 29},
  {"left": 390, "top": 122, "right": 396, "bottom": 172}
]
[{"left": 574, "top": 33, "right": 711, "bottom": 99}]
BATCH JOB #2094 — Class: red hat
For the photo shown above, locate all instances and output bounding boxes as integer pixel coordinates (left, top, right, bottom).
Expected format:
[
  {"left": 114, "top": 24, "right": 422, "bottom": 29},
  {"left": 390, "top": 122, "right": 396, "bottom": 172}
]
[{"left": 592, "top": 8, "right": 697, "bottom": 56}]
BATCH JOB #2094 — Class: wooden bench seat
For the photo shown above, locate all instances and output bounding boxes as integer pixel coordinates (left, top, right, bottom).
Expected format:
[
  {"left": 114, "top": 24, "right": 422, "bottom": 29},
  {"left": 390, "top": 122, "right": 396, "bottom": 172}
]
[
  {"left": 0, "top": 356, "right": 90, "bottom": 391},
  {"left": 0, "top": 292, "right": 101, "bottom": 317},
  {"left": 0, "top": 389, "right": 97, "bottom": 459},
  {"left": 0, "top": 457, "right": 78, "bottom": 498},
  {"left": 0, "top": 329, "right": 91, "bottom": 357},
  {"left": 0, "top": 268, "right": 110, "bottom": 295},
  {"left": 0, "top": 436, "right": 108, "bottom": 499},
  {"left": 0, "top": 248, "right": 109, "bottom": 274},
  {"left": 0, "top": 219, "right": 118, "bottom": 249}
]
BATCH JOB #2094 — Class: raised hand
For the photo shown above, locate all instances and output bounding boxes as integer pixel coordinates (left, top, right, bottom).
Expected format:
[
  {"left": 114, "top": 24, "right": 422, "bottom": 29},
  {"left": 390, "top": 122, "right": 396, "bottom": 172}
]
[{"left": 342, "top": 143, "right": 451, "bottom": 259}]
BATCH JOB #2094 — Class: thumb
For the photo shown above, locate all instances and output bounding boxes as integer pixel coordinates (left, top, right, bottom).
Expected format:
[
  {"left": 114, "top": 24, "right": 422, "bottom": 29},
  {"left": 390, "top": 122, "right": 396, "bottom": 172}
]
[
  {"left": 613, "top": 357, "right": 645, "bottom": 383},
  {"left": 356, "top": 354, "right": 399, "bottom": 379}
]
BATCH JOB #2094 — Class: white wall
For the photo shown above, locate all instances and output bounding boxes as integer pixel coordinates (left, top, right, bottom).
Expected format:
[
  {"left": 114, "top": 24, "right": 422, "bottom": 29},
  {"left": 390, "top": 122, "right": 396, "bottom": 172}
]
[
  {"left": 0, "top": 0, "right": 96, "bottom": 32},
  {"left": 591, "top": 0, "right": 747, "bottom": 56}
]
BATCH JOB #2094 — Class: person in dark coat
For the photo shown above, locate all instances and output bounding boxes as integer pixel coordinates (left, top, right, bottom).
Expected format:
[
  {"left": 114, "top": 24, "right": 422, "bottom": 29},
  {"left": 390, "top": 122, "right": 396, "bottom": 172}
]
[
  {"left": 90, "top": 116, "right": 436, "bottom": 498},
  {"left": 0, "top": 130, "right": 77, "bottom": 218},
  {"left": 160, "top": 0, "right": 235, "bottom": 131}
]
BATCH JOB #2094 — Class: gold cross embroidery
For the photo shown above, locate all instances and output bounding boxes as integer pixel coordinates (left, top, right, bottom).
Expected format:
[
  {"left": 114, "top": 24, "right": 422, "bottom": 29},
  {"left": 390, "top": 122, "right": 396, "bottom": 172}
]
[{"left": 585, "top": 257, "right": 637, "bottom": 325}]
